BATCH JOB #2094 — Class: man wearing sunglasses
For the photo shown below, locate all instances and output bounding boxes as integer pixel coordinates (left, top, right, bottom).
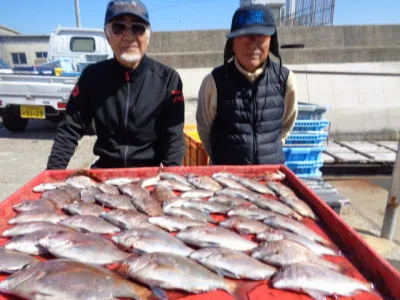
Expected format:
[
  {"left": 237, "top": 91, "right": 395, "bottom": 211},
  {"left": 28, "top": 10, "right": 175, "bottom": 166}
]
[
  {"left": 196, "top": 4, "right": 297, "bottom": 165},
  {"left": 47, "top": 0, "right": 185, "bottom": 170}
]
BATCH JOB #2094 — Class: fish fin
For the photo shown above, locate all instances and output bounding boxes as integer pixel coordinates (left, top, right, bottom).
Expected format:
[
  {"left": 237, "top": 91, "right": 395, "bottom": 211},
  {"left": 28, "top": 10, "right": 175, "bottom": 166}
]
[
  {"left": 229, "top": 280, "right": 264, "bottom": 300},
  {"left": 150, "top": 286, "right": 168, "bottom": 300},
  {"left": 301, "top": 288, "right": 326, "bottom": 300}
]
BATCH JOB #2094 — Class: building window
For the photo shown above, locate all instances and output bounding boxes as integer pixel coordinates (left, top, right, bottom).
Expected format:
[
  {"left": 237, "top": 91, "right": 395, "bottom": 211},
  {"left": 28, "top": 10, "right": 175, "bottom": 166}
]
[
  {"left": 36, "top": 52, "right": 48, "bottom": 58},
  {"left": 11, "top": 52, "right": 27, "bottom": 65},
  {"left": 70, "top": 37, "right": 95, "bottom": 52}
]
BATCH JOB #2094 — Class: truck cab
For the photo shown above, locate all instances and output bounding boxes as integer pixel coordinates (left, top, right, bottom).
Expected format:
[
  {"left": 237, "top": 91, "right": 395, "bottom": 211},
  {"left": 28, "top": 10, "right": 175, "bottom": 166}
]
[{"left": 0, "top": 26, "right": 112, "bottom": 132}]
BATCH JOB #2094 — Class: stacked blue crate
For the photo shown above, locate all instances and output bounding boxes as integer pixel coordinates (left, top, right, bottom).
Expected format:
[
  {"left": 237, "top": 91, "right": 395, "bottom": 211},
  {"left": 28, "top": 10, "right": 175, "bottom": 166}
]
[{"left": 283, "top": 103, "right": 329, "bottom": 178}]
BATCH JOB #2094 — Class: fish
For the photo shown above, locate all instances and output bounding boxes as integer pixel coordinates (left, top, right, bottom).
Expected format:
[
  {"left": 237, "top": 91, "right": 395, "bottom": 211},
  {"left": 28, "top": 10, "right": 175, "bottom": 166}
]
[
  {"left": 263, "top": 214, "right": 330, "bottom": 246},
  {"left": 2, "top": 221, "right": 74, "bottom": 238},
  {"left": 280, "top": 196, "right": 317, "bottom": 220},
  {"left": 99, "top": 210, "right": 159, "bottom": 231},
  {"left": 248, "top": 196, "right": 303, "bottom": 221},
  {"left": 227, "top": 207, "right": 278, "bottom": 221},
  {"left": 176, "top": 225, "right": 258, "bottom": 251},
  {"left": 79, "top": 186, "right": 102, "bottom": 203},
  {"left": 215, "top": 188, "right": 266, "bottom": 202},
  {"left": 8, "top": 210, "right": 68, "bottom": 225},
  {"left": 180, "top": 199, "right": 231, "bottom": 214},
  {"left": 58, "top": 185, "right": 81, "bottom": 202},
  {"left": 186, "top": 175, "right": 222, "bottom": 192},
  {"left": 0, "top": 258, "right": 156, "bottom": 300},
  {"left": 211, "top": 174, "right": 249, "bottom": 191},
  {"left": 120, "top": 183, "right": 163, "bottom": 216},
  {"left": 219, "top": 216, "right": 272, "bottom": 235},
  {"left": 62, "top": 202, "right": 105, "bottom": 217},
  {"left": 156, "top": 180, "right": 193, "bottom": 192},
  {"left": 256, "top": 229, "right": 340, "bottom": 256},
  {"left": 115, "top": 253, "right": 259, "bottom": 299},
  {"left": 39, "top": 231, "right": 131, "bottom": 264},
  {"left": 112, "top": 228, "right": 194, "bottom": 257},
  {"left": 163, "top": 197, "right": 204, "bottom": 210},
  {"left": 60, "top": 215, "right": 120, "bottom": 234},
  {"left": 5, "top": 229, "right": 69, "bottom": 255},
  {"left": 0, "top": 247, "right": 40, "bottom": 273},
  {"left": 65, "top": 174, "right": 98, "bottom": 189},
  {"left": 220, "top": 174, "right": 276, "bottom": 195},
  {"left": 151, "top": 183, "right": 177, "bottom": 202},
  {"left": 208, "top": 196, "right": 256, "bottom": 209},
  {"left": 251, "top": 240, "right": 339, "bottom": 270},
  {"left": 164, "top": 207, "right": 217, "bottom": 224},
  {"left": 104, "top": 177, "right": 141, "bottom": 186},
  {"left": 32, "top": 182, "right": 66, "bottom": 192},
  {"left": 12, "top": 199, "right": 56, "bottom": 213},
  {"left": 181, "top": 189, "right": 215, "bottom": 198},
  {"left": 266, "top": 181, "right": 296, "bottom": 198},
  {"left": 148, "top": 215, "right": 206, "bottom": 232},
  {"left": 140, "top": 175, "right": 160, "bottom": 188},
  {"left": 256, "top": 228, "right": 285, "bottom": 242},
  {"left": 271, "top": 262, "right": 375, "bottom": 299},
  {"left": 253, "top": 170, "right": 286, "bottom": 181},
  {"left": 97, "top": 183, "right": 120, "bottom": 195},
  {"left": 94, "top": 193, "right": 136, "bottom": 210},
  {"left": 41, "top": 188, "right": 75, "bottom": 209},
  {"left": 159, "top": 172, "right": 193, "bottom": 186},
  {"left": 190, "top": 247, "right": 277, "bottom": 280}
]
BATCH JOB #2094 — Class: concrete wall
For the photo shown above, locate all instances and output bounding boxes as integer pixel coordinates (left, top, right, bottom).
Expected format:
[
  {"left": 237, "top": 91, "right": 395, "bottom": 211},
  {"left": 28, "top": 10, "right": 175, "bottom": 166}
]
[
  {"left": 148, "top": 25, "right": 400, "bottom": 68},
  {"left": 176, "top": 62, "right": 400, "bottom": 141}
]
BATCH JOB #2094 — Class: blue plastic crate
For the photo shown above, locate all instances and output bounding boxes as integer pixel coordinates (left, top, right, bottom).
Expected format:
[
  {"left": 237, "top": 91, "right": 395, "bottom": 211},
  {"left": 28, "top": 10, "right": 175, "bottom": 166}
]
[
  {"left": 298, "top": 103, "right": 327, "bottom": 120},
  {"left": 293, "top": 120, "right": 329, "bottom": 132},
  {"left": 283, "top": 146, "right": 326, "bottom": 162},
  {"left": 285, "top": 132, "right": 328, "bottom": 145},
  {"left": 285, "top": 160, "right": 324, "bottom": 177}
]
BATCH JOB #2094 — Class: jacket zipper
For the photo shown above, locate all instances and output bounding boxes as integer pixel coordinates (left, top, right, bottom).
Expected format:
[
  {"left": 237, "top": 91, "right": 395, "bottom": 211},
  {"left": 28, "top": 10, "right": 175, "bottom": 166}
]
[
  {"left": 124, "top": 71, "right": 130, "bottom": 167},
  {"left": 252, "top": 84, "right": 257, "bottom": 164}
]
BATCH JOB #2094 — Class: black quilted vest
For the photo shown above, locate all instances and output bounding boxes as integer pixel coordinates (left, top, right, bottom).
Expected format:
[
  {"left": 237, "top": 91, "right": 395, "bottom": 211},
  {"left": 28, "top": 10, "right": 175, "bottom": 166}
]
[{"left": 210, "top": 58, "right": 289, "bottom": 165}]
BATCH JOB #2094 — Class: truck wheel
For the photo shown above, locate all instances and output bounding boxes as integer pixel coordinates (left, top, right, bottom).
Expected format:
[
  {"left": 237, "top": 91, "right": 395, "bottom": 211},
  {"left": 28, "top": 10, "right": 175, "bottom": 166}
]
[{"left": 2, "top": 106, "right": 29, "bottom": 132}]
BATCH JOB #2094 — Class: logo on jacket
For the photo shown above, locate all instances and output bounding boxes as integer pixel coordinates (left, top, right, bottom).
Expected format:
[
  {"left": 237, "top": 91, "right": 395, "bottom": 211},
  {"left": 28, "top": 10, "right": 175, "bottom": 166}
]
[
  {"left": 172, "top": 90, "right": 184, "bottom": 103},
  {"left": 71, "top": 85, "right": 80, "bottom": 98}
]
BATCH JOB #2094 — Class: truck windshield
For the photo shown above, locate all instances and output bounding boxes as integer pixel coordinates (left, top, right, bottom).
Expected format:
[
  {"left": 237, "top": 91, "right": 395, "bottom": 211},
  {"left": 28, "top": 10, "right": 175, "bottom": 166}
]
[{"left": 70, "top": 37, "right": 95, "bottom": 52}]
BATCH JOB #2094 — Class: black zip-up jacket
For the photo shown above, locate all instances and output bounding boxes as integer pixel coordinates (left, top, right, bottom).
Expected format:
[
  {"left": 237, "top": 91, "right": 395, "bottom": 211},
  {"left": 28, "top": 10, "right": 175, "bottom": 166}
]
[{"left": 46, "top": 55, "right": 185, "bottom": 169}]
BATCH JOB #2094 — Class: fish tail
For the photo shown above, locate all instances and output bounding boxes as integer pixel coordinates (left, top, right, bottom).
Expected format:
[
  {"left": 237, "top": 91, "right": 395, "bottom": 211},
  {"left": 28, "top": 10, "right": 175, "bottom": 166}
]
[{"left": 228, "top": 280, "right": 264, "bottom": 300}]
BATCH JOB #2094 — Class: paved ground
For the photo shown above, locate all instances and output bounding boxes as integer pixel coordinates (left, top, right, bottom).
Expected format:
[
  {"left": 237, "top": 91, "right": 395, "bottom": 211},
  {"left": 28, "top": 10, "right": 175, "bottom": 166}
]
[{"left": 0, "top": 99, "right": 399, "bottom": 275}]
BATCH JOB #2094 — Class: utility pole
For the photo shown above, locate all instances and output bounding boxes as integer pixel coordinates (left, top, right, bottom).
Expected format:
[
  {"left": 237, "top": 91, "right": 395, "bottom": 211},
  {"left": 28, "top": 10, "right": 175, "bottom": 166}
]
[
  {"left": 381, "top": 142, "right": 400, "bottom": 240},
  {"left": 75, "top": 0, "right": 81, "bottom": 28}
]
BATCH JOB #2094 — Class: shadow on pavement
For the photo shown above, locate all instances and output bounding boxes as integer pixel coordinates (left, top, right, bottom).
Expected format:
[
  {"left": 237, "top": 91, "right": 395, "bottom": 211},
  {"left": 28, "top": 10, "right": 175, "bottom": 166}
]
[{"left": 0, "top": 119, "right": 96, "bottom": 140}]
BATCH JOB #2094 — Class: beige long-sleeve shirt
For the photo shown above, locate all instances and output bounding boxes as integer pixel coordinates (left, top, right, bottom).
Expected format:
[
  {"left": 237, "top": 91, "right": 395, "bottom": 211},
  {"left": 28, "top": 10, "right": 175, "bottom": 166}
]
[{"left": 196, "top": 57, "right": 298, "bottom": 159}]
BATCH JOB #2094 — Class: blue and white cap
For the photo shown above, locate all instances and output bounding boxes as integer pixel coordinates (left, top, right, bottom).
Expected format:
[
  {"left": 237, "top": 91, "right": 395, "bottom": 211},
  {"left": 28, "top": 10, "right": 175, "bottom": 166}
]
[{"left": 227, "top": 4, "right": 276, "bottom": 39}]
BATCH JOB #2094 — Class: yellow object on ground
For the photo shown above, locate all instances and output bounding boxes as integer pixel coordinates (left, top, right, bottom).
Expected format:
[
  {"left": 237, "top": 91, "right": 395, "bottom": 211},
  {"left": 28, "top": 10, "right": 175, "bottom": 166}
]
[{"left": 183, "top": 124, "right": 209, "bottom": 166}]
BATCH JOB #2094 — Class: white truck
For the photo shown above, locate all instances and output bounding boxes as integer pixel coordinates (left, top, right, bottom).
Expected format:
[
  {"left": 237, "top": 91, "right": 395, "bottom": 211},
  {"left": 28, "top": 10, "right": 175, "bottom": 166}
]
[{"left": 0, "top": 26, "right": 113, "bottom": 132}]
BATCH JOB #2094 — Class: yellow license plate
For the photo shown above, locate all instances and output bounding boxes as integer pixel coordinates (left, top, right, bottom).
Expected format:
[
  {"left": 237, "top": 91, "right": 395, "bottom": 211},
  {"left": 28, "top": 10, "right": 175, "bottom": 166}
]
[{"left": 20, "top": 105, "right": 45, "bottom": 119}]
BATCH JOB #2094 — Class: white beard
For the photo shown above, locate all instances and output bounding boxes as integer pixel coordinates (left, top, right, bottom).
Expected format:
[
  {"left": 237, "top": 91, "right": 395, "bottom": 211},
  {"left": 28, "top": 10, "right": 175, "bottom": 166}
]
[{"left": 120, "top": 53, "right": 142, "bottom": 63}]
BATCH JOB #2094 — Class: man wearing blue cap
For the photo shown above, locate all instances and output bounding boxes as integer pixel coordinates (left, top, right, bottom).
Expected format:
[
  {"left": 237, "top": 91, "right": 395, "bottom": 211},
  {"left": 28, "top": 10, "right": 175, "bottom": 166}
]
[
  {"left": 196, "top": 4, "right": 298, "bottom": 165},
  {"left": 47, "top": 0, "right": 185, "bottom": 169}
]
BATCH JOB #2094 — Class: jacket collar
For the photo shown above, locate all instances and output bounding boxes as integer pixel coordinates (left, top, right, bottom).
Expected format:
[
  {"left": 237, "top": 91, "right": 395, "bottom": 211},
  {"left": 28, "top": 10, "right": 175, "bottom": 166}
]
[
  {"left": 234, "top": 56, "right": 270, "bottom": 83},
  {"left": 112, "top": 55, "right": 149, "bottom": 81}
]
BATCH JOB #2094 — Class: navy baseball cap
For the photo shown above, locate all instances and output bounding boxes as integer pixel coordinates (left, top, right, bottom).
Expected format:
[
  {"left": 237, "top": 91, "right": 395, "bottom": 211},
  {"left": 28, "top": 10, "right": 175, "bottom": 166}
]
[
  {"left": 227, "top": 4, "right": 276, "bottom": 39},
  {"left": 104, "top": 0, "right": 150, "bottom": 26}
]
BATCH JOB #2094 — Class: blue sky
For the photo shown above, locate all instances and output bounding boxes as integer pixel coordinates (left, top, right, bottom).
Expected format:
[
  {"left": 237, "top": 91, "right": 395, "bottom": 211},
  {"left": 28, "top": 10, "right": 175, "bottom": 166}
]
[{"left": 0, "top": 0, "right": 399, "bottom": 35}]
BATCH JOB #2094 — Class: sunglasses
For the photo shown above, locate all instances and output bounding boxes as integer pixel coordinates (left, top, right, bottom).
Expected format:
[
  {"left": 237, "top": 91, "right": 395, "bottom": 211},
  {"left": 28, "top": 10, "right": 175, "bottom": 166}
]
[{"left": 110, "top": 21, "right": 147, "bottom": 37}]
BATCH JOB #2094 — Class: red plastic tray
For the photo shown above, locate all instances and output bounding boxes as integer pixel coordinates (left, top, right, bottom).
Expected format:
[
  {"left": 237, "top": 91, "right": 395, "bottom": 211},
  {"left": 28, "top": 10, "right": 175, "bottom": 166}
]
[{"left": 0, "top": 165, "right": 399, "bottom": 300}]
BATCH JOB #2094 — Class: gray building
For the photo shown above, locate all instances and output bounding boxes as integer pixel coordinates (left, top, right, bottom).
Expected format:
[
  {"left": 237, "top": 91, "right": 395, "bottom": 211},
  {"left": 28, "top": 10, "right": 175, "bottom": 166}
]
[{"left": 0, "top": 25, "right": 50, "bottom": 68}]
